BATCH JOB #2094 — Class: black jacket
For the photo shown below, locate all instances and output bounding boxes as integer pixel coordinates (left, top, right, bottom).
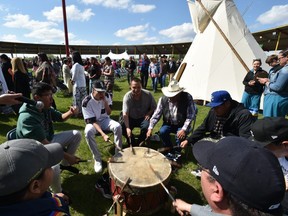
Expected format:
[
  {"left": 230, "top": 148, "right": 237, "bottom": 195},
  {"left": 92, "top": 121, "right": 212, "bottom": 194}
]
[{"left": 187, "top": 100, "right": 254, "bottom": 144}]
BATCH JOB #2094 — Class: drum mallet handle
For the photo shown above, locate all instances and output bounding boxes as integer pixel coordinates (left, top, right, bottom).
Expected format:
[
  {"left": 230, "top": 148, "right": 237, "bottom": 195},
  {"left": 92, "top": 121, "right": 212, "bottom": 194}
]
[
  {"left": 108, "top": 138, "right": 123, "bottom": 152},
  {"left": 128, "top": 137, "right": 135, "bottom": 155},
  {"left": 107, "top": 177, "right": 131, "bottom": 213},
  {"left": 148, "top": 163, "right": 175, "bottom": 202}
]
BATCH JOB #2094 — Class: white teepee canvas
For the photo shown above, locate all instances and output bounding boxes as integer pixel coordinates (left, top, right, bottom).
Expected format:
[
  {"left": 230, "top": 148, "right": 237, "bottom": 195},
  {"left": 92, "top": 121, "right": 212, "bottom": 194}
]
[{"left": 176, "top": 0, "right": 269, "bottom": 103}]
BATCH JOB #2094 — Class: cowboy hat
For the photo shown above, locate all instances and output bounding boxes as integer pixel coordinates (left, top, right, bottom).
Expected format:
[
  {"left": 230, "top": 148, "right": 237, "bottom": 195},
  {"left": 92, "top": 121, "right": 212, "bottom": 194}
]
[{"left": 161, "top": 79, "right": 185, "bottom": 97}]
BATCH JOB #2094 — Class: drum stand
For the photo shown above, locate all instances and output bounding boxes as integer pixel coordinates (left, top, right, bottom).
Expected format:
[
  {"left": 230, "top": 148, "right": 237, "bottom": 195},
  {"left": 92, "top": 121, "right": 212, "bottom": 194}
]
[{"left": 115, "top": 198, "right": 125, "bottom": 216}]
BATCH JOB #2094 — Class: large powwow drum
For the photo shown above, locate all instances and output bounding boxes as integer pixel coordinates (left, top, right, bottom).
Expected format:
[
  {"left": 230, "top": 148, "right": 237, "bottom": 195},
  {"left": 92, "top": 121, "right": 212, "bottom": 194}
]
[{"left": 109, "top": 147, "right": 172, "bottom": 215}]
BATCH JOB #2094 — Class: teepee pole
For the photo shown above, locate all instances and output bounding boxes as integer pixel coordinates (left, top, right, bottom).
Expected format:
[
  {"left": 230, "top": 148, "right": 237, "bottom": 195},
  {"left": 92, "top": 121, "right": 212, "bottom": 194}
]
[{"left": 196, "top": 0, "right": 250, "bottom": 72}]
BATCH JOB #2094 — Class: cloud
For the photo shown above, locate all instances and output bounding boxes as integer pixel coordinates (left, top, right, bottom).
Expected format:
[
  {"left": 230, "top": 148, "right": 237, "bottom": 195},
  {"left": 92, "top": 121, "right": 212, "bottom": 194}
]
[
  {"left": 159, "top": 23, "right": 194, "bottom": 42},
  {"left": 3, "top": 14, "right": 56, "bottom": 30},
  {"left": 0, "top": 34, "right": 19, "bottom": 42},
  {"left": 81, "top": 0, "right": 131, "bottom": 9},
  {"left": 257, "top": 4, "right": 288, "bottom": 25},
  {"left": 24, "top": 28, "right": 74, "bottom": 44},
  {"left": 114, "top": 24, "right": 149, "bottom": 41},
  {"left": 43, "top": 5, "right": 94, "bottom": 22},
  {"left": 129, "top": 4, "right": 156, "bottom": 13}
]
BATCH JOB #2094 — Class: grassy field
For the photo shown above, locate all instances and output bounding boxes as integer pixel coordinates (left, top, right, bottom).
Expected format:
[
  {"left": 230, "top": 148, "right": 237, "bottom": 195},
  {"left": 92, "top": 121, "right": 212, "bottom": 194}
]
[{"left": 0, "top": 75, "right": 211, "bottom": 216}]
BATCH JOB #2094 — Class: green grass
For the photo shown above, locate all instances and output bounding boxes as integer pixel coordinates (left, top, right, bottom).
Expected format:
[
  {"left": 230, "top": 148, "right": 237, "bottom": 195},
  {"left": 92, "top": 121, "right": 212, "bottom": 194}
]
[{"left": 0, "top": 75, "right": 210, "bottom": 216}]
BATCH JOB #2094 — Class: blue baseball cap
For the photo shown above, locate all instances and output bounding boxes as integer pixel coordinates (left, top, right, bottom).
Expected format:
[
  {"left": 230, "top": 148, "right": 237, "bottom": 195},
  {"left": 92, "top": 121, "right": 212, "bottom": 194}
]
[{"left": 206, "top": 90, "right": 232, "bottom": 108}]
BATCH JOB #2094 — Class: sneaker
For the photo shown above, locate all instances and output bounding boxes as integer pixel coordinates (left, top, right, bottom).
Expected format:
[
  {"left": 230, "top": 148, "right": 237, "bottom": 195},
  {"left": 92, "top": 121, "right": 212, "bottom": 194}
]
[
  {"left": 95, "top": 181, "right": 112, "bottom": 199},
  {"left": 94, "top": 161, "right": 102, "bottom": 173},
  {"left": 191, "top": 168, "right": 202, "bottom": 178}
]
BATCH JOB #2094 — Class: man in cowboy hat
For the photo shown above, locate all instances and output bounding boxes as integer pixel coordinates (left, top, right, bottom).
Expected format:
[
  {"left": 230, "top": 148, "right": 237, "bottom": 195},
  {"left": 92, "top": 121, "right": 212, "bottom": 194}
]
[{"left": 147, "top": 79, "right": 197, "bottom": 152}]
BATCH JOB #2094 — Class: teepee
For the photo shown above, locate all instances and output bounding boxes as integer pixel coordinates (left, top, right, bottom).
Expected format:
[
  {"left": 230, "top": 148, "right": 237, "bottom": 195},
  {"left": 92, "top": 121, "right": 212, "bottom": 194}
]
[{"left": 176, "top": 0, "right": 269, "bottom": 102}]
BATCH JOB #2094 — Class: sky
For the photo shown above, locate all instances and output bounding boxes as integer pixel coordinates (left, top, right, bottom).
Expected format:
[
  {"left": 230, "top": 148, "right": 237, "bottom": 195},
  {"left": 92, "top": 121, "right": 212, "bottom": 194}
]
[{"left": 0, "top": 0, "right": 287, "bottom": 47}]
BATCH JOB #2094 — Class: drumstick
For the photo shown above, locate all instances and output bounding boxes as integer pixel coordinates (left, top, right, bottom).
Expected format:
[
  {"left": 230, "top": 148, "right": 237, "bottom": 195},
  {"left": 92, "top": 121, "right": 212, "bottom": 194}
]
[
  {"left": 78, "top": 159, "right": 92, "bottom": 163},
  {"left": 139, "top": 137, "right": 149, "bottom": 147},
  {"left": 148, "top": 163, "right": 175, "bottom": 202},
  {"left": 107, "top": 139, "right": 123, "bottom": 152},
  {"left": 107, "top": 177, "right": 131, "bottom": 213},
  {"left": 128, "top": 137, "right": 135, "bottom": 155}
]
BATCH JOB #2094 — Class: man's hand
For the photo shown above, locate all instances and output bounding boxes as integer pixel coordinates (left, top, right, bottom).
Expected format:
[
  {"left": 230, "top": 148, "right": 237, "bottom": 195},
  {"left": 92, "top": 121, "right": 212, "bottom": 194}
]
[
  {"left": 69, "top": 106, "right": 79, "bottom": 116},
  {"left": 102, "top": 134, "right": 109, "bottom": 142},
  {"left": 144, "top": 115, "right": 150, "bottom": 121},
  {"left": 173, "top": 199, "right": 192, "bottom": 216},
  {"left": 177, "top": 129, "right": 186, "bottom": 141},
  {"left": 146, "top": 129, "right": 152, "bottom": 138},
  {"left": 56, "top": 192, "right": 70, "bottom": 204},
  {"left": 126, "top": 128, "right": 132, "bottom": 138},
  {"left": 180, "top": 140, "right": 188, "bottom": 148}
]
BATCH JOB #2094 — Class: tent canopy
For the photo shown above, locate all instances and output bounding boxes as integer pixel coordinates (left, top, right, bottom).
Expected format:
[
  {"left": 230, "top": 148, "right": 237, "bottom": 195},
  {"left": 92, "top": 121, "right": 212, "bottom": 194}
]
[
  {"left": 107, "top": 50, "right": 129, "bottom": 60},
  {"left": 176, "top": 0, "right": 269, "bottom": 103}
]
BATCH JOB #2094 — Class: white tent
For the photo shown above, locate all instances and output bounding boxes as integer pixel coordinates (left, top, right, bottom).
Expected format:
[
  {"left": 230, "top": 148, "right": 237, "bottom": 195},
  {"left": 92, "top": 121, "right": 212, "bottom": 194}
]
[
  {"left": 107, "top": 50, "right": 129, "bottom": 60},
  {"left": 176, "top": 0, "right": 269, "bottom": 103}
]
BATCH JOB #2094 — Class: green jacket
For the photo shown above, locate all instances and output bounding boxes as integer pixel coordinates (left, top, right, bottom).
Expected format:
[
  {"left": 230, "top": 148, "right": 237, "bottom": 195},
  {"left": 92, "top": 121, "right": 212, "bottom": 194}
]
[{"left": 16, "top": 103, "right": 63, "bottom": 142}]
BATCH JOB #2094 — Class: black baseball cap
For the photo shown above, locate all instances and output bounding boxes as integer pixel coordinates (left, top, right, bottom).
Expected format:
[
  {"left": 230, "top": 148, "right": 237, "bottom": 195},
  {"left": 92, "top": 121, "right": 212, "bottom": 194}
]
[
  {"left": 93, "top": 80, "right": 106, "bottom": 92},
  {"left": 193, "top": 137, "right": 285, "bottom": 214},
  {"left": 250, "top": 117, "right": 288, "bottom": 146}
]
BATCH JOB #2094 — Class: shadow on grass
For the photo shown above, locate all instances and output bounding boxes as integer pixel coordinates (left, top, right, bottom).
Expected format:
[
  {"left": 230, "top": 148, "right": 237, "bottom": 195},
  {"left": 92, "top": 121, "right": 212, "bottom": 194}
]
[{"left": 62, "top": 173, "right": 112, "bottom": 216}]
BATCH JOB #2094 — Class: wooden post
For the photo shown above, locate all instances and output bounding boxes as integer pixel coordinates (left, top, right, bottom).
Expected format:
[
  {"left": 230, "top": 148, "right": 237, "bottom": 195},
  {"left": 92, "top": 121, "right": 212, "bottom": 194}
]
[
  {"left": 275, "top": 32, "right": 282, "bottom": 52},
  {"left": 196, "top": 0, "right": 250, "bottom": 72}
]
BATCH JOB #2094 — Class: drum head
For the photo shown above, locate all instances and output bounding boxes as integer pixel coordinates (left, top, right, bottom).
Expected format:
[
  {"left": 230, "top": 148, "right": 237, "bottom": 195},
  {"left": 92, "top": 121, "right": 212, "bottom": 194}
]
[{"left": 109, "top": 147, "right": 171, "bottom": 191}]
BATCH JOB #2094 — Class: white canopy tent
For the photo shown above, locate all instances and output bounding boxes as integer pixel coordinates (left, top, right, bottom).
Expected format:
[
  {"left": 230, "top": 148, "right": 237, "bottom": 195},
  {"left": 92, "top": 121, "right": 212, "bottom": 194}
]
[
  {"left": 176, "top": 0, "right": 269, "bottom": 103},
  {"left": 106, "top": 50, "right": 129, "bottom": 60}
]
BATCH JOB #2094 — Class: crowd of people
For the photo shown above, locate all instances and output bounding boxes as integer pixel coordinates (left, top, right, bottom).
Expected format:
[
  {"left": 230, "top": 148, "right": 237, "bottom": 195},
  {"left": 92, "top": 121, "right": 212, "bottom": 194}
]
[{"left": 0, "top": 49, "right": 288, "bottom": 216}]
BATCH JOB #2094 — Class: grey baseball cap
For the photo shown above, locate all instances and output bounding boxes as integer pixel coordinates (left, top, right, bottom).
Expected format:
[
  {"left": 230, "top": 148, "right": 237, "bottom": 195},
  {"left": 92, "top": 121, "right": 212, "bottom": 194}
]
[{"left": 0, "top": 139, "right": 63, "bottom": 196}]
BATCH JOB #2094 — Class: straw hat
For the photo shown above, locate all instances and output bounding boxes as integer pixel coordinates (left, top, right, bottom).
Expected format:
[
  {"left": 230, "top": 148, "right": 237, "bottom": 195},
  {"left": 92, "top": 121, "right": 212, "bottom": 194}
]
[{"left": 161, "top": 79, "right": 185, "bottom": 97}]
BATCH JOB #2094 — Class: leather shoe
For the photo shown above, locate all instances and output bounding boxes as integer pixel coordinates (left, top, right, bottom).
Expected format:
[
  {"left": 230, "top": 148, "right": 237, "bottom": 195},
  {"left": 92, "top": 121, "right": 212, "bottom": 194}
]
[{"left": 60, "top": 165, "right": 79, "bottom": 174}]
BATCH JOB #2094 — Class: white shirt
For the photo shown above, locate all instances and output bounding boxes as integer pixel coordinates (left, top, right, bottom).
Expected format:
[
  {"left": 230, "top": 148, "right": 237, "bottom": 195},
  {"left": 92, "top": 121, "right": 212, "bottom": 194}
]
[
  {"left": 71, "top": 63, "right": 86, "bottom": 88},
  {"left": 82, "top": 93, "right": 112, "bottom": 122}
]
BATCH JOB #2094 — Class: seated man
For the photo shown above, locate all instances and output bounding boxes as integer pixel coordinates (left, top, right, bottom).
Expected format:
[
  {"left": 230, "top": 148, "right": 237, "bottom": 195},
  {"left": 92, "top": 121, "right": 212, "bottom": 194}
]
[
  {"left": 121, "top": 77, "right": 156, "bottom": 146},
  {"left": 82, "top": 80, "right": 122, "bottom": 173},
  {"left": 16, "top": 82, "right": 82, "bottom": 193},
  {"left": 147, "top": 79, "right": 196, "bottom": 152},
  {"left": 250, "top": 117, "right": 288, "bottom": 215},
  {"left": 173, "top": 137, "right": 285, "bottom": 215},
  {"left": 0, "top": 139, "right": 71, "bottom": 216},
  {"left": 181, "top": 90, "right": 254, "bottom": 148}
]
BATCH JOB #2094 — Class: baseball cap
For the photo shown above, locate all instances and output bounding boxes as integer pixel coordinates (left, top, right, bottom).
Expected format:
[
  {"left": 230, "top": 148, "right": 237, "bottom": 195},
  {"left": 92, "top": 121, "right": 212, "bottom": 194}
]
[
  {"left": 0, "top": 139, "right": 63, "bottom": 196},
  {"left": 93, "top": 80, "right": 106, "bottom": 92},
  {"left": 250, "top": 117, "right": 288, "bottom": 146},
  {"left": 206, "top": 90, "right": 232, "bottom": 108},
  {"left": 193, "top": 137, "right": 285, "bottom": 214}
]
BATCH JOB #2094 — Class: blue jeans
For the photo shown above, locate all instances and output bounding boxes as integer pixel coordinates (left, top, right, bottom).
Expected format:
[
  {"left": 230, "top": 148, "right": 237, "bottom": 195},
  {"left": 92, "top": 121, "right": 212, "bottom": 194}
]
[
  {"left": 121, "top": 117, "right": 149, "bottom": 146},
  {"left": 241, "top": 91, "right": 261, "bottom": 115},
  {"left": 160, "top": 74, "right": 166, "bottom": 87},
  {"left": 159, "top": 124, "right": 183, "bottom": 147},
  {"left": 151, "top": 77, "right": 158, "bottom": 92}
]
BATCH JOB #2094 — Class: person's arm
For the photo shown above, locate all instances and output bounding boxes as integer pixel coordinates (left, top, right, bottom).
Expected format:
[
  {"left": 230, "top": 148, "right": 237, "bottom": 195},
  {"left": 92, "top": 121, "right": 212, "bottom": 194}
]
[
  {"left": 145, "top": 93, "right": 157, "bottom": 120},
  {"left": 237, "top": 110, "right": 255, "bottom": 138},
  {"left": 93, "top": 122, "right": 109, "bottom": 142},
  {"left": 0, "top": 93, "right": 22, "bottom": 105},
  {"left": 269, "top": 69, "right": 288, "bottom": 93},
  {"left": 181, "top": 94, "right": 196, "bottom": 132},
  {"left": 103, "top": 94, "right": 112, "bottom": 115},
  {"left": 173, "top": 199, "right": 192, "bottom": 216},
  {"left": 147, "top": 98, "right": 163, "bottom": 138},
  {"left": 61, "top": 106, "right": 79, "bottom": 120}
]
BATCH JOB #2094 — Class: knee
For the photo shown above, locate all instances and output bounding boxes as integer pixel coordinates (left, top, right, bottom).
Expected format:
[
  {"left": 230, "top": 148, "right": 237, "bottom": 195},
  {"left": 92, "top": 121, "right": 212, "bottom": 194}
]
[{"left": 85, "top": 125, "right": 96, "bottom": 138}]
